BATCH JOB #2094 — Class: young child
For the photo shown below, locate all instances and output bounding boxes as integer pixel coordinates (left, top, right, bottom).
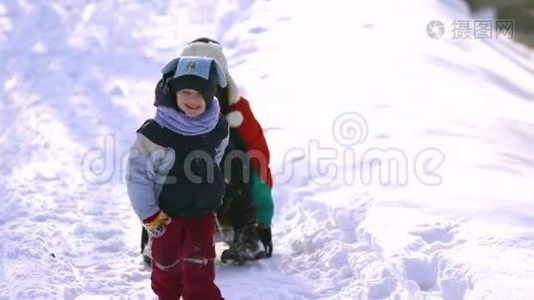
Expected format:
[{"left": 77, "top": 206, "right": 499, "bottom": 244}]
[
  {"left": 180, "top": 38, "right": 274, "bottom": 263},
  {"left": 127, "top": 56, "right": 228, "bottom": 299},
  {"left": 140, "top": 38, "right": 275, "bottom": 265}
]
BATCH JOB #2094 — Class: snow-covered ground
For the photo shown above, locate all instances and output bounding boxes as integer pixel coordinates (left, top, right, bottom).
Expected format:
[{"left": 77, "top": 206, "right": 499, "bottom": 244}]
[{"left": 1, "top": 0, "right": 533, "bottom": 299}]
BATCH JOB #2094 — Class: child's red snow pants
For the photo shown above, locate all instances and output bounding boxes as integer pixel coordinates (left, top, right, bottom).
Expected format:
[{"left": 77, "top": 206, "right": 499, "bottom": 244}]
[{"left": 150, "top": 213, "right": 222, "bottom": 300}]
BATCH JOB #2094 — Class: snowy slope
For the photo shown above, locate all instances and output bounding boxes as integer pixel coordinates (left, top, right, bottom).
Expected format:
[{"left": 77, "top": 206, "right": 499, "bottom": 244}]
[{"left": 1, "top": 0, "right": 534, "bottom": 299}]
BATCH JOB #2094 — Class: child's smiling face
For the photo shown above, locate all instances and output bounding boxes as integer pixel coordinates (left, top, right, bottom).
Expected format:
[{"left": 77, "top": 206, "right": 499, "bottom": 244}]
[{"left": 176, "top": 89, "right": 206, "bottom": 117}]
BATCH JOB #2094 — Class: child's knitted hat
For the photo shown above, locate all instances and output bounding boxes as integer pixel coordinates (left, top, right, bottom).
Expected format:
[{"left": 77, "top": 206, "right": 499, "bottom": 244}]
[{"left": 156, "top": 56, "right": 227, "bottom": 109}]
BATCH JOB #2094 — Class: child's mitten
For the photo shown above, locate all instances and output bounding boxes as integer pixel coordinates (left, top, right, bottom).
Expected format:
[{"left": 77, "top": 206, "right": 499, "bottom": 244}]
[{"left": 143, "top": 211, "right": 171, "bottom": 238}]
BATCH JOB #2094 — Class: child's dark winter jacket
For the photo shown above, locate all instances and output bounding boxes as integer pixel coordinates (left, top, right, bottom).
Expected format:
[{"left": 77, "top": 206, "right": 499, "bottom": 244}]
[{"left": 130, "top": 116, "right": 228, "bottom": 219}]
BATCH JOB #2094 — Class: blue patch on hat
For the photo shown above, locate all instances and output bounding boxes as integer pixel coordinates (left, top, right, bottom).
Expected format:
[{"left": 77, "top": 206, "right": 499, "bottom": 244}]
[{"left": 161, "top": 56, "right": 227, "bottom": 88}]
